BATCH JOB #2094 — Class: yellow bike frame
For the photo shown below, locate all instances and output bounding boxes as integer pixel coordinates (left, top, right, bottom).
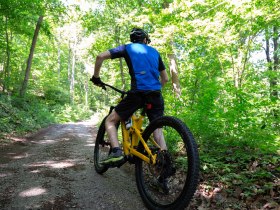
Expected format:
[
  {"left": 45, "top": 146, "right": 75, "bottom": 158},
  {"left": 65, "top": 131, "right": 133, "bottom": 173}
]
[{"left": 121, "top": 113, "right": 160, "bottom": 165}]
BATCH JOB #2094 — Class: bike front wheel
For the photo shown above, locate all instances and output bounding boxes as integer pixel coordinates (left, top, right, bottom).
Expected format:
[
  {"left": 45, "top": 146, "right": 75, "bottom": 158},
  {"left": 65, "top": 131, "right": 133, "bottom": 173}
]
[{"left": 135, "top": 116, "right": 200, "bottom": 210}]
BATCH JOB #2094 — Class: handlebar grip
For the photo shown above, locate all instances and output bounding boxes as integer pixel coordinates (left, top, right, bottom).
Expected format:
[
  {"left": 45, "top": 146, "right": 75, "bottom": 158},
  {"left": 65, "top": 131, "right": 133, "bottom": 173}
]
[{"left": 90, "top": 78, "right": 107, "bottom": 90}]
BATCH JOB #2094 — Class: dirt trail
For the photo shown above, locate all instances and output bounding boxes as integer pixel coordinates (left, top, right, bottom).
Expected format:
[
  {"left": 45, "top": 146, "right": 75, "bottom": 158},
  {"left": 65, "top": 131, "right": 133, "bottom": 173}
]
[{"left": 0, "top": 116, "right": 146, "bottom": 209}]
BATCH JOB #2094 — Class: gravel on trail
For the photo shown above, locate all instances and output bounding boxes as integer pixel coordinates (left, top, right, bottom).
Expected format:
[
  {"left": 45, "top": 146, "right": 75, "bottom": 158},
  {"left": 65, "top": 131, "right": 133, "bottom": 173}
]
[{"left": 0, "top": 116, "right": 146, "bottom": 210}]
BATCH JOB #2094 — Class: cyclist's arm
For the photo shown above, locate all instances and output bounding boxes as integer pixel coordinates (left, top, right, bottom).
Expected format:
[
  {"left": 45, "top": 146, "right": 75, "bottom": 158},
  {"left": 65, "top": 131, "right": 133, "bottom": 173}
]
[
  {"left": 160, "top": 70, "right": 168, "bottom": 87},
  {"left": 93, "top": 51, "right": 111, "bottom": 77}
]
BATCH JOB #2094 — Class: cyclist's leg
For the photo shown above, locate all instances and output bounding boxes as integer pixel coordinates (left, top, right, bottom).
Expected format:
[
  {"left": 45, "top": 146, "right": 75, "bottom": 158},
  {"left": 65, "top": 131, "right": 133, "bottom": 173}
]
[
  {"left": 146, "top": 92, "right": 167, "bottom": 150},
  {"left": 153, "top": 128, "right": 167, "bottom": 150},
  {"left": 105, "top": 110, "right": 121, "bottom": 148},
  {"left": 100, "top": 110, "right": 123, "bottom": 165},
  {"left": 146, "top": 92, "right": 176, "bottom": 191},
  {"left": 106, "top": 92, "right": 142, "bottom": 147},
  {"left": 103, "top": 92, "right": 143, "bottom": 164}
]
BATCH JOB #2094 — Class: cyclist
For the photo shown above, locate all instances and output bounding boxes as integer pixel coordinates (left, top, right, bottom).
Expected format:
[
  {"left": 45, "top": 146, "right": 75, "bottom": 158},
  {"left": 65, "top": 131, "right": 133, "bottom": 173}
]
[{"left": 91, "top": 28, "right": 169, "bottom": 165}]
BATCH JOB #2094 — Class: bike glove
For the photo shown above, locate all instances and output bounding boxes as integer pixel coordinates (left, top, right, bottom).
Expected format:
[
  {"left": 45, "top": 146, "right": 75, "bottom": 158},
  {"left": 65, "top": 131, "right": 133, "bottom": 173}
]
[{"left": 90, "top": 76, "right": 103, "bottom": 86}]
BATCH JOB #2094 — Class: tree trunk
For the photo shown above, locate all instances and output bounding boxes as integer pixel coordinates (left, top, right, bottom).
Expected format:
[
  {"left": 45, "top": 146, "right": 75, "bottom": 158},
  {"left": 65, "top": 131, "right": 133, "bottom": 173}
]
[
  {"left": 272, "top": 26, "right": 279, "bottom": 100},
  {"left": 265, "top": 27, "right": 278, "bottom": 101},
  {"left": 20, "top": 16, "right": 43, "bottom": 97},
  {"left": 264, "top": 26, "right": 279, "bottom": 126},
  {"left": 272, "top": 26, "right": 279, "bottom": 123},
  {"left": 115, "top": 26, "right": 125, "bottom": 88},
  {"left": 56, "top": 35, "right": 62, "bottom": 83},
  {"left": 70, "top": 48, "right": 76, "bottom": 105},
  {"left": 69, "top": 37, "right": 77, "bottom": 105},
  {"left": 84, "top": 77, "right": 88, "bottom": 107},
  {"left": 168, "top": 53, "right": 181, "bottom": 98},
  {"left": 68, "top": 41, "right": 71, "bottom": 82},
  {"left": 3, "top": 15, "right": 11, "bottom": 93}
]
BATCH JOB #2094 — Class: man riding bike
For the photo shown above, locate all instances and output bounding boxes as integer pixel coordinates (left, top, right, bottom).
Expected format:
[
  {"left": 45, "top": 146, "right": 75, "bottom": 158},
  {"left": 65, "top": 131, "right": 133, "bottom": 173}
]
[{"left": 90, "top": 28, "right": 169, "bottom": 165}]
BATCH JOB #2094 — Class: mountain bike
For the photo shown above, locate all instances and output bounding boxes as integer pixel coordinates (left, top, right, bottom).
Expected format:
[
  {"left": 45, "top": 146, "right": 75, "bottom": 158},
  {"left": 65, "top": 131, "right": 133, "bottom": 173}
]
[{"left": 93, "top": 83, "right": 200, "bottom": 210}]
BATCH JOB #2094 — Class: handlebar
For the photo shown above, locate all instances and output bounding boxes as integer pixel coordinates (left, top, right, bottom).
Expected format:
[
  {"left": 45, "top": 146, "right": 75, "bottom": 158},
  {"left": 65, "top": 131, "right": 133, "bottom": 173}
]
[
  {"left": 99, "top": 82, "right": 128, "bottom": 98},
  {"left": 90, "top": 77, "right": 127, "bottom": 97}
]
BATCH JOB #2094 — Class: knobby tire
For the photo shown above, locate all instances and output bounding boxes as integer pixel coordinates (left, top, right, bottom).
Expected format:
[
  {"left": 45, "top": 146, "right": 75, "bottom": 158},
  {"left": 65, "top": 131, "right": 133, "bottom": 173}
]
[
  {"left": 135, "top": 116, "right": 200, "bottom": 210},
  {"left": 94, "top": 116, "right": 110, "bottom": 174}
]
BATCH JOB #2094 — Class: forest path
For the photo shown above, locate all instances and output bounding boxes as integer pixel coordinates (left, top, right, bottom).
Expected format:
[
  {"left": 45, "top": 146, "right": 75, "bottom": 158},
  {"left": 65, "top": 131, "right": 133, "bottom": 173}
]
[
  {"left": 0, "top": 116, "right": 146, "bottom": 209},
  {"left": 1, "top": 117, "right": 278, "bottom": 210}
]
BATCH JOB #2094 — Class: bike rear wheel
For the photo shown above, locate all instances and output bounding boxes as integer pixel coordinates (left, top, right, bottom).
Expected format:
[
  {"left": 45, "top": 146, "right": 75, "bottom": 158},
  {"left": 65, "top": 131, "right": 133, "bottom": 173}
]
[
  {"left": 94, "top": 117, "right": 110, "bottom": 174},
  {"left": 135, "top": 116, "right": 200, "bottom": 210}
]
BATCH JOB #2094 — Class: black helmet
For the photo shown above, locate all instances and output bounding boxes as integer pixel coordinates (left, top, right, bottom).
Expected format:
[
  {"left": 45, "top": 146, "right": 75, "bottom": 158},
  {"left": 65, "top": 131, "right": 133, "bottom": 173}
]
[{"left": 130, "top": 28, "right": 151, "bottom": 44}]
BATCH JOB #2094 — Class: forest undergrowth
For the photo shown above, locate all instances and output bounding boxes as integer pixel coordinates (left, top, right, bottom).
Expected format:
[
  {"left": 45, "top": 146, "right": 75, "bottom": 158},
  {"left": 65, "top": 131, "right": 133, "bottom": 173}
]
[
  {"left": 194, "top": 137, "right": 279, "bottom": 209},
  {"left": 0, "top": 94, "right": 93, "bottom": 141}
]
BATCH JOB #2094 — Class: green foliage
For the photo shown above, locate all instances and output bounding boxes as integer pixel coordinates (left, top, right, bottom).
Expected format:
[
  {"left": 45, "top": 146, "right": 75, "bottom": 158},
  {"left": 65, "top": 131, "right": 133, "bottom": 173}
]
[
  {"left": 0, "top": 93, "right": 92, "bottom": 136},
  {"left": 53, "top": 104, "right": 93, "bottom": 123},
  {"left": 43, "top": 86, "right": 70, "bottom": 105},
  {"left": 0, "top": 94, "right": 55, "bottom": 134}
]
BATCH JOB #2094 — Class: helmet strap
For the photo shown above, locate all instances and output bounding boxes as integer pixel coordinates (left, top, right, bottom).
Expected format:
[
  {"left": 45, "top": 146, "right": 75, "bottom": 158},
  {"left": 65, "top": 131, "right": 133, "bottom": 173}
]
[{"left": 143, "top": 38, "right": 147, "bottom": 44}]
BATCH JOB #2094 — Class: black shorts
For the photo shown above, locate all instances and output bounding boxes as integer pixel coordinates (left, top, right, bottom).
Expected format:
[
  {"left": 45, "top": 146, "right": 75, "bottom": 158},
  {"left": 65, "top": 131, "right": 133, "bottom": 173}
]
[{"left": 115, "top": 91, "right": 164, "bottom": 122}]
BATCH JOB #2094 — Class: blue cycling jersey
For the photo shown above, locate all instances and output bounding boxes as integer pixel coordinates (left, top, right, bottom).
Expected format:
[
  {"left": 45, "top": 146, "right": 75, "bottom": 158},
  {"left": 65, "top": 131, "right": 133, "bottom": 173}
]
[{"left": 109, "top": 43, "right": 166, "bottom": 91}]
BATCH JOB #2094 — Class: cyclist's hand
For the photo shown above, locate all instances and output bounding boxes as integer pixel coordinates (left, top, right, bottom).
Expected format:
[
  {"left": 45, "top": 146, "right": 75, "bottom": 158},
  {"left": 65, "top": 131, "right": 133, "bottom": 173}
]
[
  {"left": 90, "top": 76, "right": 106, "bottom": 89},
  {"left": 90, "top": 76, "right": 102, "bottom": 85}
]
